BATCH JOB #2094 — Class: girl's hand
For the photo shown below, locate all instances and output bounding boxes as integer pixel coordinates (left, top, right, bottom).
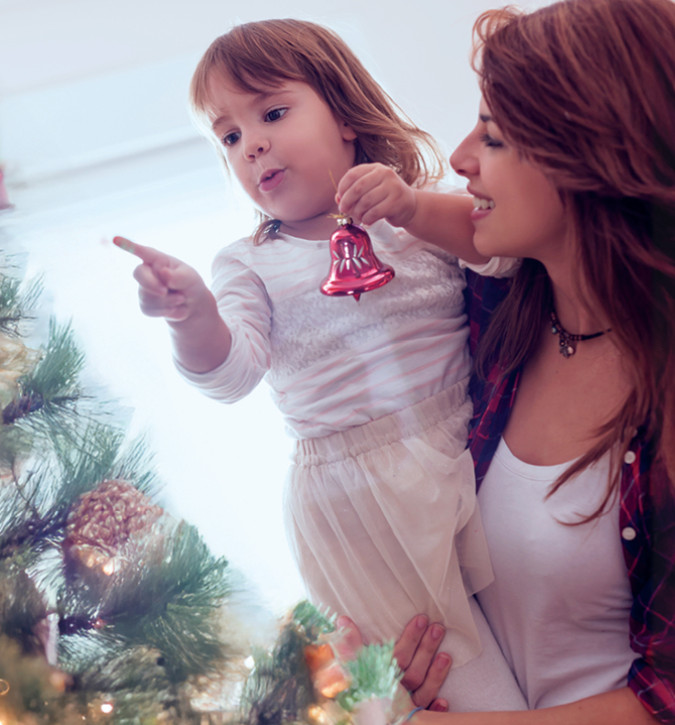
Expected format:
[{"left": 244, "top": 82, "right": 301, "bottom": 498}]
[
  {"left": 114, "top": 236, "right": 209, "bottom": 323},
  {"left": 336, "top": 614, "right": 452, "bottom": 712},
  {"left": 336, "top": 163, "right": 418, "bottom": 228}
]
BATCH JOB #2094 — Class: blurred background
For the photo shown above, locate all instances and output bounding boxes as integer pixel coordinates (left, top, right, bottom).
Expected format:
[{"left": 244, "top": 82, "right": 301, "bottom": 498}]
[{"left": 0, "top": 0, "right": 549, "bottom": 615}]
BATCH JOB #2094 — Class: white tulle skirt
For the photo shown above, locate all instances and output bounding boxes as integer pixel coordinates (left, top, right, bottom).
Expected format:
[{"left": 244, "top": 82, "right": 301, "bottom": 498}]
[{"left": 284, "top": 382, "right": 527, "bottom": 709}]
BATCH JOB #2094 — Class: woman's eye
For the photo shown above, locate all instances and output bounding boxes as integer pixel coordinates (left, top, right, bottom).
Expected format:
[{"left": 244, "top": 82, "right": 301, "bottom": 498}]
[
  {"left": 222, "top": 131, "right": 240, "bottom": 147},
  {"left": 265, "top": 107, "right": 287, "bottom": 122},
  {"left": 480, "top": 133, "right": 504, "bottom": 149}
]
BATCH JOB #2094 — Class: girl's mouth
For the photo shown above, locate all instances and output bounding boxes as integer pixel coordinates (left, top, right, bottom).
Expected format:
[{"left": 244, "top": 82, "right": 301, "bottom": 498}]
[{"left": 259, "top": 169, "right": 285, "bottom": 192}]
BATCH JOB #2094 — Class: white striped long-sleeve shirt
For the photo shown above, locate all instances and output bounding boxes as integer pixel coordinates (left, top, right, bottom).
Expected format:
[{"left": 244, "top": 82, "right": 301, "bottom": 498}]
[{"left": 177, "top": 219, "right": 475, "bottom": 439}]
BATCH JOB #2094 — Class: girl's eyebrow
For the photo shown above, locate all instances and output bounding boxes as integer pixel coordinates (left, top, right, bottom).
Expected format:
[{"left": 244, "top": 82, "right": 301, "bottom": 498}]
[
  {"left": 210, "top": 89, "right": 293, "bottom": 132},
  {"left": 479, "top": 113, "right": 493, "bottom": 123}
]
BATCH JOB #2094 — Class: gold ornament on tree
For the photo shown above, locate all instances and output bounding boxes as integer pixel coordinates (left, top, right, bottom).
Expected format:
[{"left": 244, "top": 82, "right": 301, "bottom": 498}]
[{"left": 0, "top": 331, "right": 38, "bottom": 409}]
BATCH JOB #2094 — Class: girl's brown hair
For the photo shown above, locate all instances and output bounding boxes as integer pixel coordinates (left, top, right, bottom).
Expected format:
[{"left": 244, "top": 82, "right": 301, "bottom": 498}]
[
  {"left": 189, "top": 18, "right": 444, "bottom": 243},
  {"left": 473, "top": 0, "right": 675, "bottom": 502}
]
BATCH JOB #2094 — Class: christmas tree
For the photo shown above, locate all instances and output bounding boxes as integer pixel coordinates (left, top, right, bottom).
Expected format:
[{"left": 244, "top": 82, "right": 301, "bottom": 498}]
[{"left": 0, "top": 233, "right": 252, "bottom": 722}]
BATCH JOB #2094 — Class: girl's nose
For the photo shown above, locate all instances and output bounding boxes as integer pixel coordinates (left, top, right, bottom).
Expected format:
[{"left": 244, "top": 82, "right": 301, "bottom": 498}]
[{"left": 245, "top": 135, "right": 270, "bottom": 160}]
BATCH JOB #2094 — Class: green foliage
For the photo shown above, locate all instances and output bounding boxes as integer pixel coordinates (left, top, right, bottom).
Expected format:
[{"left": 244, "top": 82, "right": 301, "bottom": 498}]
[
  {"left": 22, "top": 318, "right": 85, "bottom": 401},
  {"left": 0, "top": 250, "right": 244, "bottom": 722},
  {"left": 68, "top": 521, "right": 233, "bottom": 683},
  {"left": 238, "top": 601, "right": 330, "bottom": 725},
  {"left": 291, "top": 600, "right": 336, "bottom": 639},
  {"left": 0, "top": 560, "right": 48, "bottom": 651},
  {"left": 0, "top": 636, "right": 83, "bottom": 725},
  {"left": 0, "top": 268, "right": 41, "bottom": 335},
  {"left": 337, "top": 642, "right": 401, "bottom": 712}
]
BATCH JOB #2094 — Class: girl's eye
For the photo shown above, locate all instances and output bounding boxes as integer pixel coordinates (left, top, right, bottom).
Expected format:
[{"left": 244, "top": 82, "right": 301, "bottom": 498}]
[
  {"left": 265, "top": 107, "right": 287, "bottom": 122},
  {"left": 480, "top": 133, "right": 504, "bottom": 149},
  {"left": 221, "top": 131, "right": 241, "bottom": 147}
]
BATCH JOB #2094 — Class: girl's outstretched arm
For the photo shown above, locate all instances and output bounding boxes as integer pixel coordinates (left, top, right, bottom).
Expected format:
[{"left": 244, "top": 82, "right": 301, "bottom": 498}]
[
  {"left": 336, "top": 163, "right": 488, "bottom": 264},
  {"left": 114, "top": 236, "right": 231, "bottom": 373}
]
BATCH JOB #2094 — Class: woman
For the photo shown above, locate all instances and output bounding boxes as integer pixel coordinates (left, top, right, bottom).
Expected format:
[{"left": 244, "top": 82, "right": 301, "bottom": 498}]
[{"left": 343, "top": 0, "right": 675, "bottom": 721}]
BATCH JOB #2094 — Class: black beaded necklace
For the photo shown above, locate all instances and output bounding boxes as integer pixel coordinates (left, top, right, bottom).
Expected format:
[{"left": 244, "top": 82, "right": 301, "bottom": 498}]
[{"left": 550, "top": 310, "right": 611, "bottom": 358}]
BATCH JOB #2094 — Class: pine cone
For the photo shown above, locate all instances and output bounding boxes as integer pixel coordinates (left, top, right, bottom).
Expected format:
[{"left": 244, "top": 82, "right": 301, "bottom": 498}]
[{"left": 65, "top": 479, "right": 163, "bottom": 578}]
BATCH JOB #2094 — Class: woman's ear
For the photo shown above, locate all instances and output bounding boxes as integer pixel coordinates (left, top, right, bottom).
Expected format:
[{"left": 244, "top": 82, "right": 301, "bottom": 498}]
[{"left": 341, "top": 121, "right": 358, "bottom": 142}]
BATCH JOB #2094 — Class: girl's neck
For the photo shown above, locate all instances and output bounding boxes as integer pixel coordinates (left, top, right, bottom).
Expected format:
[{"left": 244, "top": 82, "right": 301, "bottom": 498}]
[{"left": 279, "top": 212, "right": 343, "bottom": 241}]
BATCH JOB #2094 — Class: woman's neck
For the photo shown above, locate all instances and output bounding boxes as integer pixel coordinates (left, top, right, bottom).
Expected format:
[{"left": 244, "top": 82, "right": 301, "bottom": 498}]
[{"left": 546, "top": 260, "right": 610, "bottom": 336}]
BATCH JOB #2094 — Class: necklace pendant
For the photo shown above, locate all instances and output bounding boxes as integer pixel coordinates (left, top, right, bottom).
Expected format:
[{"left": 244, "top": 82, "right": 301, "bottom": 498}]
[
  {"left": 549, "top": 309, "right": 609, "bottom": 359},
  {"left": 561, "top": 341, "right": 576, "bottom": 357}
]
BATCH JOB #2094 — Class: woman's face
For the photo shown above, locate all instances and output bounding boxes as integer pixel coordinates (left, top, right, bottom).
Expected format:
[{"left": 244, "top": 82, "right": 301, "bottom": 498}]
[{"left": 450, "top": 98, "right": 570, "bottom": 264}]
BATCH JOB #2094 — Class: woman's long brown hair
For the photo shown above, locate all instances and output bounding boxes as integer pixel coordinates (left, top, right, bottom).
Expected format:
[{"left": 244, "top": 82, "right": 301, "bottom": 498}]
[
  {"left": 189, "top": 19, "right": 444, "bottom": 243},
  {"left": 472, "top": 0, "right": 675, "bottom": 505}
]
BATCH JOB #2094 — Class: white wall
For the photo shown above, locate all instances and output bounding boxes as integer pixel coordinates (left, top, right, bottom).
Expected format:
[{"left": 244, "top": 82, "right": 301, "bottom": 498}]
[{"left": 0, "top": 0, "right": 550, "bottom": 615}]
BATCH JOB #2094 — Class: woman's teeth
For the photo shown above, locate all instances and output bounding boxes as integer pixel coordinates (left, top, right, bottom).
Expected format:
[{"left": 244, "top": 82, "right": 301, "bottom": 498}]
[{"left": 473, "top": 197, "right": 495, "bottom": 210}]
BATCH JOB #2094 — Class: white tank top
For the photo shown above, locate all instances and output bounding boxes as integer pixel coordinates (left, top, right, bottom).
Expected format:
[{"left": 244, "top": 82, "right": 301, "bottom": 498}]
[{"left": 476, "top": 438, "right": 634, "bottom": 709}]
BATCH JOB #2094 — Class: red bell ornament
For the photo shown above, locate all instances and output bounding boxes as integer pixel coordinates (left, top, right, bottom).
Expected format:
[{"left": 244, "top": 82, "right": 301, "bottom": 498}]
[{"left": 320, "top": 217, "right": 394, "bottom": 301}]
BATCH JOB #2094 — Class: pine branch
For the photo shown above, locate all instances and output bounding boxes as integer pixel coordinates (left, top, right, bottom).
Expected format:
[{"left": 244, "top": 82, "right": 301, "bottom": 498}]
[
  {"left": 22, "top": 318, "right": 84, "bottom": 398},
  {"left": 0, "top": 635, "right": 84, "bottom": 725},
  {"left": 60, "top": 521, "right": 235, "bottom": 684},
  {"left": 238, "top": 602, "right": 332, "bottom": 725},
  {"left": 0, "top": 560, "right": 48, "bottom": 653},
  {"left": 0, "top": 272, "right": 41, "bottom": 335},
  {"left": 3, "top": 318, "right": 85, "bottom": 429},
  {"left": 337, "top": 642, "right": 401, "bottom": 712},
  {"left": 0, "top": 422, "right": 127, "bottom": 561}
]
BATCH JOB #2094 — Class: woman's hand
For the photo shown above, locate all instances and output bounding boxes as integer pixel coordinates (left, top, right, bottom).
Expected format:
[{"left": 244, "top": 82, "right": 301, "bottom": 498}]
[{"left": 336, "top": 615, "right": 452, "bottom": 712}]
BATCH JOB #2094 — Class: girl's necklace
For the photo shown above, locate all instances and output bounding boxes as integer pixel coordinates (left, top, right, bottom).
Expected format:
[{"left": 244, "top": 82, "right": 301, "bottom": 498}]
[{"left": 550, "top": 310, "right": 611, "bottom": 358}]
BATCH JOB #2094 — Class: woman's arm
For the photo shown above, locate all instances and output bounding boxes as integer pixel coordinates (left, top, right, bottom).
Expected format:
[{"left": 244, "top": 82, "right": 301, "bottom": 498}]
[
  {"left": 336, "top": 163, "right": 488, "bottom": 264},
  {"left": 414, "top": 688, "right": 659, "bottom": 725}
]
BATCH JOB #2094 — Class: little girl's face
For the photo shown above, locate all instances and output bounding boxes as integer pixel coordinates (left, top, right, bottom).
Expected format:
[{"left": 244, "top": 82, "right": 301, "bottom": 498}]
[{"left": 206, "top": 71, "right": 358, "bottom": 239}]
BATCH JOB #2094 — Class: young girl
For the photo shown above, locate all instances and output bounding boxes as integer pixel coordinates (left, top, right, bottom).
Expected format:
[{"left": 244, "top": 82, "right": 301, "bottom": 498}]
[{"left": 115, "top": 18, "right": 525, "bottom": 711}]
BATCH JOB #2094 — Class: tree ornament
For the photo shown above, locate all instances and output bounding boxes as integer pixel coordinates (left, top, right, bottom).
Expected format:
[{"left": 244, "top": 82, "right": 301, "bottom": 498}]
[
  {"left": 304, "top": 642, "right": 351, "bottom": 699},
  {"left": 64, "top": 478, "right": 163, "bottom": 581},
  {"left": 320, "top": 217, "right": 394, "bottom": 301},
  {"left": 0, "top": 331, "right": 38, "bottom": 409}
]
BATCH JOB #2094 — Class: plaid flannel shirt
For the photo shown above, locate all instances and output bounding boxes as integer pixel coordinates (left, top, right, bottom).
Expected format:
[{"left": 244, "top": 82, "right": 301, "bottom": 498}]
[{"left": 464, "top": 270, "right": 675, "bottom": 722}]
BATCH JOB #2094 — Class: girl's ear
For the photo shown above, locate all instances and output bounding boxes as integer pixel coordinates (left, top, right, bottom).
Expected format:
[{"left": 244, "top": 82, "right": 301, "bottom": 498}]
[{"left": 341, "top": 121, "right": 358, "bottom": 142}]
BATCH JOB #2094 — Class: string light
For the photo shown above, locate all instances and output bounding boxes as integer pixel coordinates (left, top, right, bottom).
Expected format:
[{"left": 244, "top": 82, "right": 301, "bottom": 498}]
[{"left": 101, "top": 559, "right": 117, "bottom": 576}]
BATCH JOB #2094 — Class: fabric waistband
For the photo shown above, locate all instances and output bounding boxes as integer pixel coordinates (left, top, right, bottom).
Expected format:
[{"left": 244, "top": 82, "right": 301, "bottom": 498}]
[{"left": 293, "top": 378, "right": 470, "bottom": 464}]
